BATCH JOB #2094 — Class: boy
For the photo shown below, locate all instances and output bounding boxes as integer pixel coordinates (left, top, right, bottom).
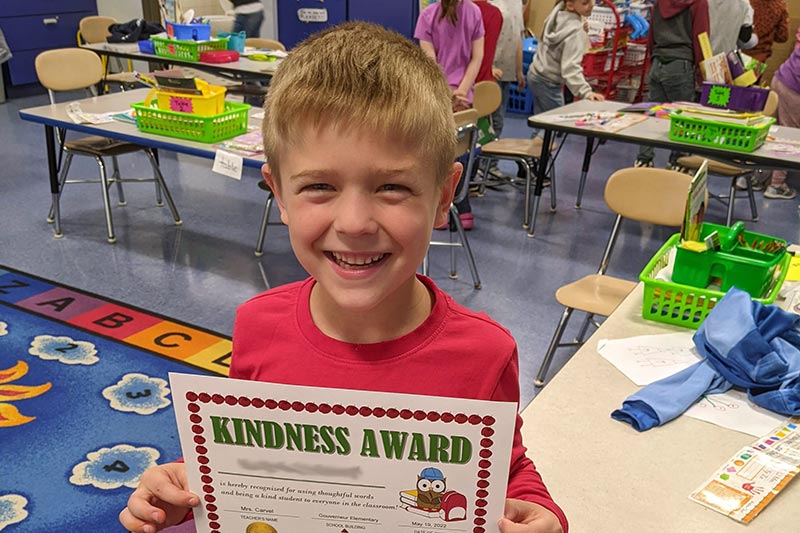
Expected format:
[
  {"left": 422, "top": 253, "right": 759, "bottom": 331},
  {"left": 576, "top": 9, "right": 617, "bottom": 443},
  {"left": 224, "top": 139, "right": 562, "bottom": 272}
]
[
  {"left": 633, "top": 0, "right": 709, "bottom": 168},
  {"left": 119, "top": 22, "right": 567, "bottom": 533},
  {"left": 527, "top": 0, "right": 605, "bottom": 138}
]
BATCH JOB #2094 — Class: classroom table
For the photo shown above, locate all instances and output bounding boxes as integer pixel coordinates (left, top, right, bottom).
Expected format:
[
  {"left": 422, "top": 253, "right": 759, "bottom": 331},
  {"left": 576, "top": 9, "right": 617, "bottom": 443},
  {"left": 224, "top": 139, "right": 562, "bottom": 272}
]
[
  {"left": 519, "top": 284, "right": 800, "bottom": 532},
  {"left": 526, "top": 101, "right": 800, "bottom": 237},
  {"left": 18, "top": 88, "right": 265, "bottom": 238},
  {"left": 82, "top": 42, "right": 280, "bottom": 83}
]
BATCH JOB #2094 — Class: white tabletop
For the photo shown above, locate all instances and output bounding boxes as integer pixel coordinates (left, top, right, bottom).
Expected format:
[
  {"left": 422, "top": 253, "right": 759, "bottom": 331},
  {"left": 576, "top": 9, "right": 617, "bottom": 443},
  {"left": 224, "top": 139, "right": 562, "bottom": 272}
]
[
  {"left": 19, "top": 89, "right": 266, "bottom": 169},
  {"left": 519, "top": 284, "right": 800, "bottom": 532},
  {"left": 528, "top": 100, "right": 800, "bottom": 171},
  {"left": 84, "top": 42, "right": 280, "bottom": 80}
]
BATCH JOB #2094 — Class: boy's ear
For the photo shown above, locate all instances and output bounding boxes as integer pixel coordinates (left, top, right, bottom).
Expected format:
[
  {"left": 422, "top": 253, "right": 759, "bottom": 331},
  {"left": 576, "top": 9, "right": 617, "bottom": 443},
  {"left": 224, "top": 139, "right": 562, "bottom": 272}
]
[
  {"left": 434, "top": 162, "right": 462, "bottom": 227},
  {"left": 262, "top": 163, "right": 289, "bottom": 225}
]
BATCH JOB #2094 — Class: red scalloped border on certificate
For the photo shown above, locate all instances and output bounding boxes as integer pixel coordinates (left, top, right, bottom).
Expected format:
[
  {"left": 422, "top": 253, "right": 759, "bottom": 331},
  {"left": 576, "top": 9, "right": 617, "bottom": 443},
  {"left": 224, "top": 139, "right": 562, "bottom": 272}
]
[{"left": 184, "top": 391, "right": 499, "bottom": 533}]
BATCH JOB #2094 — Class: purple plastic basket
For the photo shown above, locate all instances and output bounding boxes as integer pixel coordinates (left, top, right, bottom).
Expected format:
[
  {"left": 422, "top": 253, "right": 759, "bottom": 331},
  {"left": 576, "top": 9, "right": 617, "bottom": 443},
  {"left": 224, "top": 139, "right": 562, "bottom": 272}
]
[{"left": 700, "top": 83, "right": 769, "bottom": 112}]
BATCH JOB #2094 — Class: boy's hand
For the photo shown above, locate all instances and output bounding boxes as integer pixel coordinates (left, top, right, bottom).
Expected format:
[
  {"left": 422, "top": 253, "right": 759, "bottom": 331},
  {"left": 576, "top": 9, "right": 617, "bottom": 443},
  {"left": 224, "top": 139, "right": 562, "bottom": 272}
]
[
  {"left": 516, "top": 69, "right": 526, "bottom": 91},
  {"left": 498, "top": 498, "right": 563, "bottom": 533},
  {"left": 587, "top": 92, "right": 605, "bottom": 101},
  {"left": 493, "top": 67, "right": 504, "bottom": 80},
  {"left": 119, "top": 463, "right": 199, "bottom": 533}
]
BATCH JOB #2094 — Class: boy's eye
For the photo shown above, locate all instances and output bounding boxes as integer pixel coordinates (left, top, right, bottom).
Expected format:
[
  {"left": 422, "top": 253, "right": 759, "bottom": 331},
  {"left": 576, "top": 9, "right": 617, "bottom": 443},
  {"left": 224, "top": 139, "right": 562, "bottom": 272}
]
[
  {"left": 379, "top": 184, "right": 410, "bottom": 192},
  {"left": 302, "top": 183, "right": 333, "bottom": 192}
]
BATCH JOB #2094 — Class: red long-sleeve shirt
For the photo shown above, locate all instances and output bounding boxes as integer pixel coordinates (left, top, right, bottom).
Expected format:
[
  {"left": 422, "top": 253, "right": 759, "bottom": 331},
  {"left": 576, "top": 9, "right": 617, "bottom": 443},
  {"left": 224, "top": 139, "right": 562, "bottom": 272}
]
[{"left": 230, "top": 275, "right": 568, "bottom": 532}]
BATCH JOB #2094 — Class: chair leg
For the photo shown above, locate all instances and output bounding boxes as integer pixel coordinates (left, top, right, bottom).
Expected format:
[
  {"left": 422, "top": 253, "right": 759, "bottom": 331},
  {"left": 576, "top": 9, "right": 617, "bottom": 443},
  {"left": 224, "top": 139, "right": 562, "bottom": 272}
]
[
  {"left": 145, "top": 149, "right": 182, "bottom": 225},
  {"left": 536, "top": 307, "right": 575, "bottom": 387},
  {"left": 254, "top": 192, "right": 274, "bottom": 257},
  {"left": 575, "top": 137, "right": 594, "bottom": 208},
  {"left": 448, "top": 210, "right": 457, "bottom": 279},
  {"left": 726, "top": 176, "right": 737, "bottom": 226},
  {"left": 450, "top": 204, "right": 481, "bottom": 289},
  {"left": 111, "top": 156, "right": 126, "bottom": 206},
  {"left": 549, "top": 161, "right": 557, "bottom": 212},
  {"left": 745, "top": 173, "right": 759, "bottom": 222},
  {"left": 574, "top": 313, "right": 594, "bottom": 344},
  {"left": 522, "top": 160, "right": 532, "bottom": 229},
  {"left": 48, "top": 152, "right": 73, "bottom": 223},
  {"left": 96, "top": 157, "right": 117, "bottom": 243},
  {"left": 422, "top": 251, "right": 430, "bottom": 277}
]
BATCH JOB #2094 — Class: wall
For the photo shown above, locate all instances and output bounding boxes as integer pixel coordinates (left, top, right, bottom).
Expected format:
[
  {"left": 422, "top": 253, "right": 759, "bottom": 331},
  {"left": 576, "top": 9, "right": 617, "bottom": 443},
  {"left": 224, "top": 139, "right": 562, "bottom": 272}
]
[{"left": 97, "top": 0, "right": 143, "bottom": 21}]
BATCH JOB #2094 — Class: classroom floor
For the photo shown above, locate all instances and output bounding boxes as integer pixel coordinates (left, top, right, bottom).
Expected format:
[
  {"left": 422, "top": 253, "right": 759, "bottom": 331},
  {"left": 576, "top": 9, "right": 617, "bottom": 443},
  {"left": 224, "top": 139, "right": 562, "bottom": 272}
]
[{"left": 2, "top": 93, "right": 799, "bottom": 408}]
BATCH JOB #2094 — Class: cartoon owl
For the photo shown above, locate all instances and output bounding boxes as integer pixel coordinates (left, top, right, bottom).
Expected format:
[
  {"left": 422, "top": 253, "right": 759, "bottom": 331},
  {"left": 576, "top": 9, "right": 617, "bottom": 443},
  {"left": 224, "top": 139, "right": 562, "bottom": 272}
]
[{"left": 416, "top": 467, "right": 446, "bottom": 510}]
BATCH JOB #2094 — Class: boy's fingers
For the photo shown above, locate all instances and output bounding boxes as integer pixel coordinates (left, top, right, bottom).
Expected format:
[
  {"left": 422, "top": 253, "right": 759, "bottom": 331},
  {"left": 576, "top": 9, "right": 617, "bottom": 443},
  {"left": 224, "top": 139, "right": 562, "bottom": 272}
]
[
  {"left": 124, "top": 492, "right": 165, "bottom": 524},
  {"left": 119, "top": 506, "right": 157, "bottom": 533}
]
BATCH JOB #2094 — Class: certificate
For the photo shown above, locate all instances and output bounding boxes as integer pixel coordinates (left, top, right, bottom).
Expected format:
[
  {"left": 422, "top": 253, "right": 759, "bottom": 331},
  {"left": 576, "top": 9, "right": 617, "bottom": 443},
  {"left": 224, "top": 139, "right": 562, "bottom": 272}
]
[{"left": 170, "top": 373, "right": 518, "bottom": 533}]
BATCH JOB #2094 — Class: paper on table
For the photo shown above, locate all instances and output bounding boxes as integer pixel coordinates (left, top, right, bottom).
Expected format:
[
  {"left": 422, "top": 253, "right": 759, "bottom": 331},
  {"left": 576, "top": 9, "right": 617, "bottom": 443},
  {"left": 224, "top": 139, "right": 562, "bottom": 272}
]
[
  {"left": 597, "top": 331, "right": 700, "bottom": 385},
  {"left": 685, "top": 389, "right": 788, "bottom": 437}
]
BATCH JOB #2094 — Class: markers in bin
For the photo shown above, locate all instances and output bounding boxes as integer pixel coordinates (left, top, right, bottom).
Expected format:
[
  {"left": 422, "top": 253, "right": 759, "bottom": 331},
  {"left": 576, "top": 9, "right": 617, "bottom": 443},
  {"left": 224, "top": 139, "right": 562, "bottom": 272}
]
[
  {"left": 133, "top": 71, "right": 158, "bottom": 88},
  {"left": 739, "top": 234, "right": 786, "bottom": 254}
]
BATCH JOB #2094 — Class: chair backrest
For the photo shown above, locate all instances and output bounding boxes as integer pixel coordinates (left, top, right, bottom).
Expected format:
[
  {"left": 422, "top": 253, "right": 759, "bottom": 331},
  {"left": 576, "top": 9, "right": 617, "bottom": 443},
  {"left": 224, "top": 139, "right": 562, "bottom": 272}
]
[
  {"left": 605, "top": 168, "right": 692, "bottom": 227},
  {"left": 79, "top": 16, "right": 116, "bottom": 44},
  {"left": 245, "top": 37, "right": 287, "bottom": 51},
  {"left": 472, "top": 81, "right": 502, "bottom": 119},
  {"left": 763, "top": 90, "right": 779, "bottom": 118},
  {"left": 35, "top": 48, "right": 104, "bottom": 93},
  {"left": 452, "top": 108, "right": 479, "bottom": 203}
]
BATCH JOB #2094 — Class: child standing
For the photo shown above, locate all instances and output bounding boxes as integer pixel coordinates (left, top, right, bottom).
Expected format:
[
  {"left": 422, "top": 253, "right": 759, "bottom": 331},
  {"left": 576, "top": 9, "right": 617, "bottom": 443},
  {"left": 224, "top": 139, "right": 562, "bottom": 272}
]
[
  {"left": 415, "top": 0, "right": 485, "bottom": 229},
  {"left": 764, "top": 25, "right": 800, "bottom": 200},
  {"left": 527, "top": 0, "right": 605, "bottom": 138},
  {"left": 229, "top": 0, "right": 265, "bottom": 38},
  {"left": 748, "top": 0, "right": 789, "bottom": 63},
  {"left": 490, "top": 0, "right": 527, "bottom": 139},
  {"left": 634, "top": 0, "right": 709, "bottom": 168},
  {"left": 119, "top": 22, "right": 568, "bottom": 533}
]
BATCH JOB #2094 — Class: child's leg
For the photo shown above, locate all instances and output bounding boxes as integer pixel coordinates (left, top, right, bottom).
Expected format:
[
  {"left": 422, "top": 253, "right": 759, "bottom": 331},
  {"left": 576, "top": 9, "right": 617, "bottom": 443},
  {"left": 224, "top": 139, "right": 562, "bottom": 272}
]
[
  {"left": 490, "top": 81, "right": 510, "bottom": 138},
  {"left": 528, "top": 71, "right": 565, "bottom": 139},
  {"left": 657, "top": 59, "right": 697, "bottom": 166},
  {"left": 635, "top": 61, "right": 664, "bottom": 165},
  {"left": 765, "top": 77, "right": 799, "bottom": 198}
]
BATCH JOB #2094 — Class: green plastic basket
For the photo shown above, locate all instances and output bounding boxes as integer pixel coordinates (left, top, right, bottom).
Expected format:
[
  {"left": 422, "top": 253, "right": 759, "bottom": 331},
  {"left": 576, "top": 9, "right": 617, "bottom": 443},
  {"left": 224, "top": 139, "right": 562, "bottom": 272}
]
[
  {"left": 672, "top": 222, "right": 787, "bottom": 298},
  {"left": 150, "top": 36, "right": 229, "bottom": 62},
  {"left": 639, "top": 233, "right": 790, "bottom": 329},
  {"left": 131, "top": 100, "right": 250, "bottom": 143},
  {"left": 668, "top": 113, "right": 774, "bottom": 153}
]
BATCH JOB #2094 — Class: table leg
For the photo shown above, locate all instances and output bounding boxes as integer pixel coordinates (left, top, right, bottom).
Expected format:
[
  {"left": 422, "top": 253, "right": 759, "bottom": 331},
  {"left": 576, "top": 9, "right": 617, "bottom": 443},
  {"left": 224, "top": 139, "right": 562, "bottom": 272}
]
[
  {"left": 575, "top": 137, "right": 595, "bottom": 208},
  {"left": 45, "top": 125, "right": 63, "bottom": 238},
  {"left": 527, "top": 128, "right": 554, "bottom": 238}
]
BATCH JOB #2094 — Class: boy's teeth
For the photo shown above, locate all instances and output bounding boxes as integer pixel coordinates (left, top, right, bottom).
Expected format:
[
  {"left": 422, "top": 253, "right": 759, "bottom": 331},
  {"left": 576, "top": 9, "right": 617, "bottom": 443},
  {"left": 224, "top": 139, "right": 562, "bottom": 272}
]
[{"left": 331, "top": 252, "right": 384, "bottom": 266}]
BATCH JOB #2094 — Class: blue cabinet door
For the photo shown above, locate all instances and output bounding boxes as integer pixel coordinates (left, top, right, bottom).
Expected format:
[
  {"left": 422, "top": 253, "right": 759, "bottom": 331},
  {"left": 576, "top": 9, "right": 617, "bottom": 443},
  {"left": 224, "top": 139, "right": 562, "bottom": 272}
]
[
  {"left": 277, "top": 0, "right": 347, "bottom": 50},
  {"left": 347, "top": 0, "right": 416, "bottom": 40}
]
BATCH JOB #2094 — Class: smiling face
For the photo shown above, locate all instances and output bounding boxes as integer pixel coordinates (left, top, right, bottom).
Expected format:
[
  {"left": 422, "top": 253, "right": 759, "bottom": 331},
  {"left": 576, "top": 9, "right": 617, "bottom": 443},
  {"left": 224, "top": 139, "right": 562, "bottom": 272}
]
[
  {"left": 566, "top": 0, "right": 594, "bottom": 18},
  {"left": 264, "top": 125, "right": 459, "bottom": 336}
]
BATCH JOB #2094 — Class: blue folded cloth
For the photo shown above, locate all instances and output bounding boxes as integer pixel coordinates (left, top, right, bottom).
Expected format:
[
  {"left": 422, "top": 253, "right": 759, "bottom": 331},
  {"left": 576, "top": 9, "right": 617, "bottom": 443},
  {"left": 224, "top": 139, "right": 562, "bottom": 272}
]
[{"left": 612, "top": 287, "right": 800, "bottom": 431}]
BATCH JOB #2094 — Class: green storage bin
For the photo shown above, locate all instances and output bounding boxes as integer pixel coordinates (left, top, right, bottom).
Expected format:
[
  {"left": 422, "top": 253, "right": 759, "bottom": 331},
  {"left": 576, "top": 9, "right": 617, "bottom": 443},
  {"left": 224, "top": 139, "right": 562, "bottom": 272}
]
[
  {"left": 131, "top": 100, "right": 250, "bottom": 143},
  {"left": 151, "top": 35, "right": 229, "bottom": 62},
  {"left": 639, "top": 233, "right": 790, "bottom": 329},
  {"left": 668, "top": 113, "right": 774, "bottom": 153},
  {"left": 672, "top": 222, "right": 787, "bottom": 298}
]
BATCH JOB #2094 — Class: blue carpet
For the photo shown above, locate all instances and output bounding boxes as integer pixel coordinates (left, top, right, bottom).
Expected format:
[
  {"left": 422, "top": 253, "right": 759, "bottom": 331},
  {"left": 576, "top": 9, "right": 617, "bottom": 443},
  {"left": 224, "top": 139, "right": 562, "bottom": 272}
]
[{"left": 0, "top": 266, "right": 228, "bottom": 532}]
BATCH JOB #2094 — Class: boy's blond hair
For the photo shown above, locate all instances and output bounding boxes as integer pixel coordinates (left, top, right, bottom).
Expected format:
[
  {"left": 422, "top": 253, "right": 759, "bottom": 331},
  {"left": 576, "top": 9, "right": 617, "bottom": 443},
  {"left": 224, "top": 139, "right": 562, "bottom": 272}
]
[{"left": 262, "top": 22, "right": 456, "bottom": 186}]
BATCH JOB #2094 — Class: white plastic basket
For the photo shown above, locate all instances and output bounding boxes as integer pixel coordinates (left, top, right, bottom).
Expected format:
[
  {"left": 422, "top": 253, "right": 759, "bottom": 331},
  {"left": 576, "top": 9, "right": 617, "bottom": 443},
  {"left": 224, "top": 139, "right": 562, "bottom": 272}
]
[{"left": 588, "top": 6, "right": 627, "bottom": 30}]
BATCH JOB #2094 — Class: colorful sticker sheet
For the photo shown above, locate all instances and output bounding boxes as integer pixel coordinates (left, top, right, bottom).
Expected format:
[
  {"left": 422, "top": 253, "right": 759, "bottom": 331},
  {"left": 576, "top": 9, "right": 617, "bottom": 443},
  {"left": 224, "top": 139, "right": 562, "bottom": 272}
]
[{"left": 690, "top": 417, "right": 800, "bottom": 523}]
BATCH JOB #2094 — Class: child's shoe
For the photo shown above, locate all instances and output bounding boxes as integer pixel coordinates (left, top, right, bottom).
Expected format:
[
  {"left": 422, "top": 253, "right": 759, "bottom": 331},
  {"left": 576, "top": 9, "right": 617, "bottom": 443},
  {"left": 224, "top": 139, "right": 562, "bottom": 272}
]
[
  {"left": 633, "top": 159, "right": 654, "bottom": 168},
  {"left": 763, "top": 184, "right": 797, "bottom": 199},
  {"left": 459, "top": 213, "right": 474, "bottom": 230}
]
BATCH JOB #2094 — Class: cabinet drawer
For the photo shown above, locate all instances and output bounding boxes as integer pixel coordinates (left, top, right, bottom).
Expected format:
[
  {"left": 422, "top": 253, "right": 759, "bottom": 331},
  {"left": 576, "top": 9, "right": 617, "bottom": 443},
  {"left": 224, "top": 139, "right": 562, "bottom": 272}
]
[
  {"left": 2, "top": 0, "right": 96, "bottom": 17},
  {"left": 1, "top": 12, "right": 92, "bottom": 52}
]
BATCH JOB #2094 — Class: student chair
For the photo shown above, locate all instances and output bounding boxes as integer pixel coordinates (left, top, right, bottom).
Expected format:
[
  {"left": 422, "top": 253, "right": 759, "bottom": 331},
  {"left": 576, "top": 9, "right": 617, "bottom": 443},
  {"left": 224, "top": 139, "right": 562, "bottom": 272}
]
[
  {"left": 471, "top": 80, "right": 557, "bottom": 233},
  {"left": 535, "top": 168, "right": 692, "bottom": 387},
  {"left": 673, "top": 91, "right": 779, "bottom": 226},
  {"left": 35, "top": 48, "right": 181, "bottom": 243},
  {"left": 78, "top": 16, "right": 138, "bottom": 90},
  {"left": 423, "top": 108, "right": 482, "bottom": 289},
  {"left": 244, "top": 38, "right": 287, "bottom": 51}
]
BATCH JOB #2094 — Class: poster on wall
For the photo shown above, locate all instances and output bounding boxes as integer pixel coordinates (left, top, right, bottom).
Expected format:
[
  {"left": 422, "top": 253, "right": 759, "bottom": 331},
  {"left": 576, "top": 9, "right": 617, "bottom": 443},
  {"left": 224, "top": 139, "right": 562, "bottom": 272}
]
[{"left": 170, "top": 373, "right": 516, "bottom": 533}]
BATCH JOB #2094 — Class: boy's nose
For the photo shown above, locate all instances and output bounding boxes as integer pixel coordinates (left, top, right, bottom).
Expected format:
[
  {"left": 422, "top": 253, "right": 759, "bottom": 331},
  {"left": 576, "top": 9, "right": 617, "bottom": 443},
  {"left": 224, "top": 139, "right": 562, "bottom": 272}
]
[{"left": 332, "top": 192, "right": 379, "bottom": 235}]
